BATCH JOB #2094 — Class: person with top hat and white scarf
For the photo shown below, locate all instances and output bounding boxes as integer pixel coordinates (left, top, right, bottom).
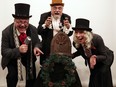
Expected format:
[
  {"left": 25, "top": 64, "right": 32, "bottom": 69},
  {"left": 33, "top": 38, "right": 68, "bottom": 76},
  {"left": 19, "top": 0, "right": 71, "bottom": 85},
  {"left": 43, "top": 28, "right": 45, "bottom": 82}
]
[
  {"left": 72, "top": 18, "right": 114, "bottom": 87},
  {"left": 1, "top": 3, "right": 43, "bottom": 87}
]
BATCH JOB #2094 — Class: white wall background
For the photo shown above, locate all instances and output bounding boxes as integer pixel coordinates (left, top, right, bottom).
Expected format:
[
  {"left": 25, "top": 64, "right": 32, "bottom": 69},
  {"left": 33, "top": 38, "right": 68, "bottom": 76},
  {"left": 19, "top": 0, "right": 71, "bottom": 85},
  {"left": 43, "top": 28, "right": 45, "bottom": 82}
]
[{"left": 0, "top": 0, "right": 116, "bottom": 87}]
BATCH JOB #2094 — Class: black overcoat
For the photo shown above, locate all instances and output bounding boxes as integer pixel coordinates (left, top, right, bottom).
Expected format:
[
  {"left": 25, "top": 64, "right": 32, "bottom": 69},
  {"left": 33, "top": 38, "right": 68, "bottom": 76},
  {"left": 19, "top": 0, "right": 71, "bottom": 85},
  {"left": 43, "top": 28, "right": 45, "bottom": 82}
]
[
  {"left": 37, "top": 11, "right": 73, "bottom": 65},
  {"left": 1, "top": 23, "right": 41, "bottom": 79},
  {"left": 73, "top": 34, "right": 113, "bottom": 87}
]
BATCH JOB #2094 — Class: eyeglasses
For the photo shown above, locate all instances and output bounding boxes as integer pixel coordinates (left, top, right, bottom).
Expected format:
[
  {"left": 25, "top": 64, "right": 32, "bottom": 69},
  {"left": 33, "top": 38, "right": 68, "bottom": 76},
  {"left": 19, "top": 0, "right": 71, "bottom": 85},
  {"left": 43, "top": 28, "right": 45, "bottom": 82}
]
[{"left": 15, "top": 19, "right": 29, "bottom": 25}]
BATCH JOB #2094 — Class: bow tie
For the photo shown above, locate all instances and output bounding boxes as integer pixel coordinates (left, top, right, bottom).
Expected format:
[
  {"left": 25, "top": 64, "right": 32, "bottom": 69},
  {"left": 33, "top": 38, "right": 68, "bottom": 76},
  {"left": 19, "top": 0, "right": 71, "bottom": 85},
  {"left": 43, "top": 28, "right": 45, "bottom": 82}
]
[{"left": 19, "top": 33, "right": 27, "bottom": 44}]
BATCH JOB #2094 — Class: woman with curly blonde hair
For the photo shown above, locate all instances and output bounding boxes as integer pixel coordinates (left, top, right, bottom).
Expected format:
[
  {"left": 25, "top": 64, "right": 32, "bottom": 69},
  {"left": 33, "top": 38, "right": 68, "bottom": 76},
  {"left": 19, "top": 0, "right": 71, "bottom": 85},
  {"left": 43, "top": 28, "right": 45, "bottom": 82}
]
[{"left": 72, "top": 18, "right": 113, "bottom": 87}]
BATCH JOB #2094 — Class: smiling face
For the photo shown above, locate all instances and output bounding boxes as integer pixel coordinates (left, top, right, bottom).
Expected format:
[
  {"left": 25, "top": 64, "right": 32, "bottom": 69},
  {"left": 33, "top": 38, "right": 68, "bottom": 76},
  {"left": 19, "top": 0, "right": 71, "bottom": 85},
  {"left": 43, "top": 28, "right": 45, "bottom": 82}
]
[
  {"left": 14, "top": 18, "right": 29, "bottom": 33},
  {"left": 51, "top": 5, "right": 63, "bottom": 19},
  {"left": 75, "top": 30, "right": 87, "bottom": 44}
]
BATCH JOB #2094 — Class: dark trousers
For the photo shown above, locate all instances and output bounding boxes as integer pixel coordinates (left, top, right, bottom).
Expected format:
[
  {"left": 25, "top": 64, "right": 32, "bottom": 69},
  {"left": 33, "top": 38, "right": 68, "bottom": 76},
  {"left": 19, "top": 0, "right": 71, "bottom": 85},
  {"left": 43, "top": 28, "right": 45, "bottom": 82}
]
[
  {"left": 6, "top": 63, "right": 18, "bottom": 87},
  {"left": 6, "top": 62, "right": 36, "bottom": 87},
  {"left": 89, "top": 65, "right": 113, "bottom": 87}
]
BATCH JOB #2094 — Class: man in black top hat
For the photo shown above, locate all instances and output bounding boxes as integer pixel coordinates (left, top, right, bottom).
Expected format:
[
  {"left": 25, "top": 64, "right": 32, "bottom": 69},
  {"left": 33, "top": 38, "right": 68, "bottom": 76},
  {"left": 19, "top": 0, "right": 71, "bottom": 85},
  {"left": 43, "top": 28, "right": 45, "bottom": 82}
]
[{"left": 1, "top": 3, "right": 43, "bottom": 87}]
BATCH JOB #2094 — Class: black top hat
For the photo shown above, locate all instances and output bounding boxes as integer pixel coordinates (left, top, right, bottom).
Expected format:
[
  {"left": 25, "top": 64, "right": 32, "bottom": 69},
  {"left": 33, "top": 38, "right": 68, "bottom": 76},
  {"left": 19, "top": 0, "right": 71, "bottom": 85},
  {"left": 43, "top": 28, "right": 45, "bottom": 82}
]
[
  {"left": 72, "top": 18, "right": 92, "bottom": 31},
  {"left": 12, "top": 3, "right": 32, "bottom": 19}
]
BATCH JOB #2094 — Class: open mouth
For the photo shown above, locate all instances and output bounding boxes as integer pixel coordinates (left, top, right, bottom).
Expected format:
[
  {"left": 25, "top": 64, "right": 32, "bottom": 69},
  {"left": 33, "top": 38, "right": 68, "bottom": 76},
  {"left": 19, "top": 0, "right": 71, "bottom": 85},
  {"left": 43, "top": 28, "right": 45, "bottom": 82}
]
[
  {"left": 78, "top": 37, "right": 83, "bottom": 41},
  {"left": 77, "top": 37, "right": 84, "bottom": 43},
  {"left": 55, "top": 13, "right": 59, "bottom": 15}
]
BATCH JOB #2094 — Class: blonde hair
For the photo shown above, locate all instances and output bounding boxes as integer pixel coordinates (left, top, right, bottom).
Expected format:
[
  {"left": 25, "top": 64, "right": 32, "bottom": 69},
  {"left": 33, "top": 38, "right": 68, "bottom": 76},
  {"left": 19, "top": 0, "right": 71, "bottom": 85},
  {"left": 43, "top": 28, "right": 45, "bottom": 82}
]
[{"left": 73, "top": 30, "right": 93, "bottom": 49}]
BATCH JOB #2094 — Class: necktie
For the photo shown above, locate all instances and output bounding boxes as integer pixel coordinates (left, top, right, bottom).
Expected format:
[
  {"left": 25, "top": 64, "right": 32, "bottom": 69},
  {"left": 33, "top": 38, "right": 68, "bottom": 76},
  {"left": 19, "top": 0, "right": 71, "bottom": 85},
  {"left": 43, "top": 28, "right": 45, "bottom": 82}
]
[
  {"left": 84, "top": 46, "right": 92, "bottom": 58},
  {"left": 19, "top": 33, "right": 27, "bottom": 44},
  {"left": 83, "top": 46, "right": 92, "bottom": 66}
]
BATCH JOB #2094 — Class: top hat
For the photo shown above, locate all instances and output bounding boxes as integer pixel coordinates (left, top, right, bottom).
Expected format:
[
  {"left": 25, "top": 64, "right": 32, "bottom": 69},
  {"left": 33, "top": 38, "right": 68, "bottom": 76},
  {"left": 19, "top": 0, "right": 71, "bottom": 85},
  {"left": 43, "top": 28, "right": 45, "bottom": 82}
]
[
  {"left": 12, "top": 3, "right": 32, "bottom": 19},
  {"left": 72, "top": 18, "right": 92, "bottom": 31},
  {"left": 50, "top": 0, "right": 64, "bottom": 6}
]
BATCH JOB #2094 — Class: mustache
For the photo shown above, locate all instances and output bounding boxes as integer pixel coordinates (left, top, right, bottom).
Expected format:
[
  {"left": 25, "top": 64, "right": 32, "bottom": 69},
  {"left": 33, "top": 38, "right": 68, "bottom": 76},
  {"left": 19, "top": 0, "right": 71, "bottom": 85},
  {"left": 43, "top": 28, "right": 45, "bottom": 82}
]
[{"left": 55, "top": 13, "right": 60, "bottom": 15}]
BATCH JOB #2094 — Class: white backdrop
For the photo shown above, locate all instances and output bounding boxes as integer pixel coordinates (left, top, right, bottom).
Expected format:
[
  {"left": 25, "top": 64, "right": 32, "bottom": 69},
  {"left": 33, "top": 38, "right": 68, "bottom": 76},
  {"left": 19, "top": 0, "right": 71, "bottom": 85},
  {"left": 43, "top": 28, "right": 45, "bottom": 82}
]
[{"left": 0, "top": 0, "right": 116, "bottom": 87}]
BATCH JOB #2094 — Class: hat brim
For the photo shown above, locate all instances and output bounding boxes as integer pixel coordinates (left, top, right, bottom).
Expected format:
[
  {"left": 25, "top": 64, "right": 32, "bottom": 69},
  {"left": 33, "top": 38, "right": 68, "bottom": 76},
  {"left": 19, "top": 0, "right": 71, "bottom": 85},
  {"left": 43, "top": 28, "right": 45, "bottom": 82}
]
[
  {"left": 12, "top": 14, "right": 32, "bottom": 19},
  {"left": 50, "top": 3, "right": 64, "bottom": 6},
  {"left": 72, "top": 27, "right": 92, "bottom": 32}
]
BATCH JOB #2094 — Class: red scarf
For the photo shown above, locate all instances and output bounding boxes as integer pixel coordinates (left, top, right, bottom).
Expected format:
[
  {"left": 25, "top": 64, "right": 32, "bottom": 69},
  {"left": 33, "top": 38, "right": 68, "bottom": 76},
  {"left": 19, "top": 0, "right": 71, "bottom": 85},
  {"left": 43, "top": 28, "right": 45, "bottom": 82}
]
[{"left": 19, "top": 33, "right": 27, "bottom": 44}]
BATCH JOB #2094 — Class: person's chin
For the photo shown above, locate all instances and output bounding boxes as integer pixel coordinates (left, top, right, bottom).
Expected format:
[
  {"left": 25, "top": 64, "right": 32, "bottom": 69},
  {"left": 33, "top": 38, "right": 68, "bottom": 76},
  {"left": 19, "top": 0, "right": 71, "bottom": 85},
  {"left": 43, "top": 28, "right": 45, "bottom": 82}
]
[
  {"left": 79, "top": 40, "right": 84, "bottom": 44},
  {"left": 54, "top": 15, "right": 60, "bottom": 19},
  {"left": 19, "top": 29, "right": 26, "bottom": 33}
]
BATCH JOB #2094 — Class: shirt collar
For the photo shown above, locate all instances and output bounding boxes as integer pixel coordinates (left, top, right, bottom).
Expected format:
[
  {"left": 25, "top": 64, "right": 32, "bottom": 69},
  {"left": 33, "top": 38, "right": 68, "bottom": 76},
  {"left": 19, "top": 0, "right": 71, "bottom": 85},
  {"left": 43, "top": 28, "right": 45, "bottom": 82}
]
[{"left": 15, "top": 28, "right": 26, "bottom": 36}]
